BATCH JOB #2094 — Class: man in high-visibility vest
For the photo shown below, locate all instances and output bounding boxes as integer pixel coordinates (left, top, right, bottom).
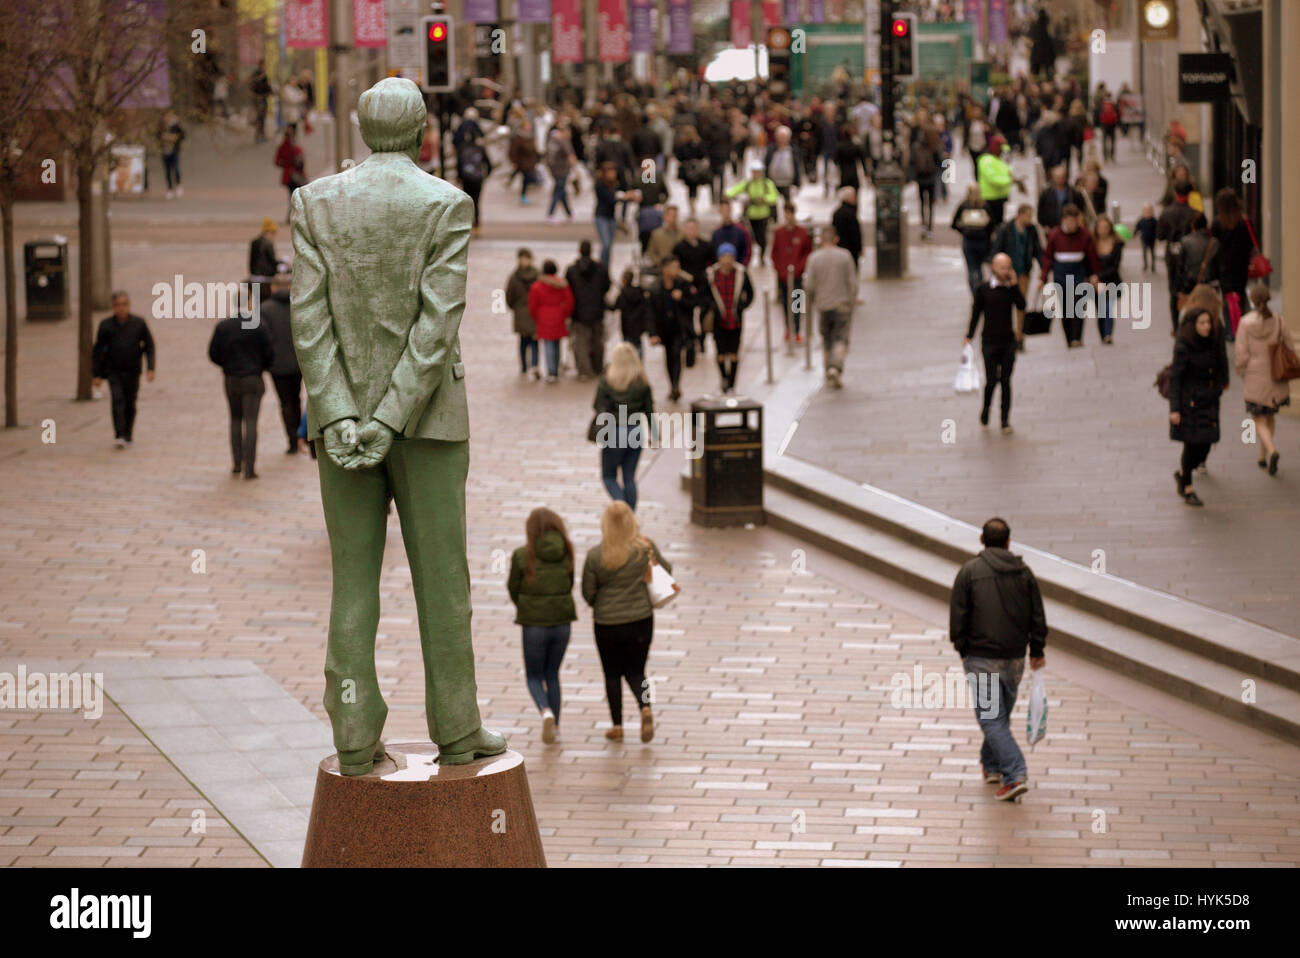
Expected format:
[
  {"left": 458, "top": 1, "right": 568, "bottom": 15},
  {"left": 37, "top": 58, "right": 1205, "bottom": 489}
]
[
  {"left": 977, "top": 136, "right": 1025, "bottom": 227},
  {"left": 726, "top": 159, "right": 781, "bottom": 267}
]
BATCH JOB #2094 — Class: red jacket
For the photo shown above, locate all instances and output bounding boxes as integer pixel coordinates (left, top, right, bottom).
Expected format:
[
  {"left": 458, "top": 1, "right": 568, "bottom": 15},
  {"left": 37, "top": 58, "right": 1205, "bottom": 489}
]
[
  {"left": 527, "top": 275, "right": 574, "bottom": 340},
  {"left": 1042, "top": 226, "right": 1100, "bottom": 276},
  {"left": 772, "top": 224, "right": 811, "bottom": 279},
  {"left": 275, "top": 140, "right": 303, "bottom": 186}
]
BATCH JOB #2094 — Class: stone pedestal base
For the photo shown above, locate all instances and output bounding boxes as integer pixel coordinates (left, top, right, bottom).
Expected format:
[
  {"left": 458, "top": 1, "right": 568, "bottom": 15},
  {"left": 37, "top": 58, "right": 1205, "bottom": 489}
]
[{"left": 301, "top": 743, "right": 546, "bottom": 867}]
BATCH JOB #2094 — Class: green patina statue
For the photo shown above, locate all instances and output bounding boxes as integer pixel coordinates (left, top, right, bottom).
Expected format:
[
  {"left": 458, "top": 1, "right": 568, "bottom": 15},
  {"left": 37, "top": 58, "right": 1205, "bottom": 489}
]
[{"left": 291, "top": 77, "right": 506, "bottom": 775}]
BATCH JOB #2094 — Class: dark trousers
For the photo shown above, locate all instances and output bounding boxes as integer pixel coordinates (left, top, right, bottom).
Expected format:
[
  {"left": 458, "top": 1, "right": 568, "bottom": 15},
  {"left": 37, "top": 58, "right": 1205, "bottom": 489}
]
[
  {"left": 593, "top": 615, "right": 653, "bottom": 725},
  {"left": 750, "top": 216, "right": 770, "bottom": 263},
  {"left": 464, "top": 183, "right": 482, "bottom": 226},
  {"left": 1142, "top": 241, "right": 1155, "bottom": 271},
  {"left": 709, "top": 163, "right": 726, "bottom": 206},
  {"left": 162, "top": 153, "right": 180, "bottom": 189},
  {"left": 777, "top": 276, "right": 803, "bottom": 335},
  {"left": 1181, "top": 441, "right": 1211, "bottom": 480},
  {"left": 986, "top": 197, "right": 1007, "bottom": 227},
  {"left": 981, "top": 341, "right": 1016, "bottom": 425},
  {"left": 107, "top": 370, "right": 140, "bottom": 440},
  {"left": 224, "top": 373, "right": 265, "bottom": 476},
  {"left": 1054, "top": 263, "right": 1089, "bottom": 344},
  {"left": 916, "top": 174, "right": 936, "bottom": 231},
  {"left": 714, "top": 325, "right": 742, "bottom": 389},
  {"left": 271, "top": 372, "right": 302, "bottom": 449},
  {"left": 660, "top": 334, "right": 683, "bottom": 392}
]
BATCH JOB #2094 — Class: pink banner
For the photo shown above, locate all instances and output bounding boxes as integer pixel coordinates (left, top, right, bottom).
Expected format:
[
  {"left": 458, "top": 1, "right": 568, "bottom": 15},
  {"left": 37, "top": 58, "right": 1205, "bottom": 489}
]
[
  {"left": 762, "top": 1, "right": 780, "bottom": 28},
  {"left": 285, "top": 0, "right": 329, "bottom": 49},
  {"left": 552, "top": 0, "right": 583, "bottom": 63},
  {"left": 238, "top": 19, "right": 265, "bottom": 67},
  {"left": 353, "top": 0, "right": 386, "bottom": 48},
  {"left": 731, "top": 0, "right": 751, "bottom": 48},
  {"left": 599, "top": 0, "right": 629, "bottom": 62},
  {"left": 964, "top": 0, "right": 985, "bottom": 46}
]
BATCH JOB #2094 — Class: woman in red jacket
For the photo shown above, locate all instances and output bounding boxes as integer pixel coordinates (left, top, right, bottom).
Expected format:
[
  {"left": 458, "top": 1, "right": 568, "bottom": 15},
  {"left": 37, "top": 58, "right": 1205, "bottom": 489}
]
[
  {"left": 528, "top": 260, "right": 575, "bottom": 383},
  {"left": 274, "top": 125, "right": 305, "bottom": 223}
]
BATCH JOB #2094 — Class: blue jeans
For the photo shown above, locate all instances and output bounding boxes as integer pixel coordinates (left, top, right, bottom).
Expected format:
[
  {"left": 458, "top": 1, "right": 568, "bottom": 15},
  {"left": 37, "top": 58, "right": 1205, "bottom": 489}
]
[
  {"left": 548, "top": 177, "right": 571, "bottom": 217},
  {"left": 962, "top": 237, "right": 989, "bottom": 294},
  {"left": 601, "top": 443, "right": 643, "bottom": 510},
  {"left": 1097, "top": 284, "right": 1120, "bottom": 341},
  {"left": 542, "top": 338, "right": 561, "bottom": 376},
  {"left": 595, "top": 215, "right": 616, "bottom": 271},
  {"left": 522, "top": 624, "right": 570, "bottom": 718},
  {"left": 963, "top": 655, "right": 1027, "bottom": 785},
  {"left": 519, "top": 335, "right": 538, "bottom": 372}
]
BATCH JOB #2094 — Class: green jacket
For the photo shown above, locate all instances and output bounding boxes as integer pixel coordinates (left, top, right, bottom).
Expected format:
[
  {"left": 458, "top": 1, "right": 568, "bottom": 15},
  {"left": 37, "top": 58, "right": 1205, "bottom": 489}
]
[
  {"left": 582, "top": 538, "right": 672, "bottom": 625},
  {"left": 977, "top": 151, "right": 1014, "bottom": 202},
  {"left": 508, "top": 531, "right": 577, "bottom": 626},
  {"left": 291, "top": 151, "right": 472, "bottom": 440},
  {"left": 727, "top": 176, "right": 780, "bottom": 221}
]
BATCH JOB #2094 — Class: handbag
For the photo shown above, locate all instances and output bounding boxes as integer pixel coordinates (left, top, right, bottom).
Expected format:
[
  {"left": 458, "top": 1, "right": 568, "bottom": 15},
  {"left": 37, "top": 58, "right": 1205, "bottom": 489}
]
[
  {"left": 1244, "top": 216, "right": 1272, "bottom": 279},
  {"left": 1023, "top": 285, "right": 1050, "bottom": 335},
  {"left": 641, "top": 539, "right": 680, "bottom": 608},
  {"left": 1175, "top": 237, "right": 1217, "bottom": 312},
  {"left": 1155, "top": 364, "right": 1172, "bottom": 399},
  {"left": 1270, "top": 317, "right": 1300, "bottom": 382}
]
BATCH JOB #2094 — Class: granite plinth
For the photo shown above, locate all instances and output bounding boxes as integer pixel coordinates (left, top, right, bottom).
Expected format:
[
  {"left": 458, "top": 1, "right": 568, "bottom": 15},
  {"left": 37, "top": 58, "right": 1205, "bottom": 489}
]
[{"left": 301, "top": 744, "right": 546, "bottom": 867}]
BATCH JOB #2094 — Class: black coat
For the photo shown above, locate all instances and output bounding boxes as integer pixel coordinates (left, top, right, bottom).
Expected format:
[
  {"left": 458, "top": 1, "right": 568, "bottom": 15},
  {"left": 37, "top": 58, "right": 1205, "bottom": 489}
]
[
  {"left": 832, "top": 202, "right": 863, "bottom": 263},
  {"left": 565, "top": 257, "right": 611, "bottom": 326},
  {"left": 1036, "top": 184, "right": 1087, "bottom": 230},
  {"left": 614, "top": 284, "right": 652, "bottom": 341},
  {"left": 646, "top": 276, "right": 693, "bottom": 341},
  {"left": 1168, "top": 335, "right": 1228, "bottom": 445}
]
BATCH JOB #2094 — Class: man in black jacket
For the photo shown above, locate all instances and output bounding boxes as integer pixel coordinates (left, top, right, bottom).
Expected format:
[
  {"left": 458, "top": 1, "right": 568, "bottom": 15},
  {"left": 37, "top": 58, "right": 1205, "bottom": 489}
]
[
  {"left": 249, "top": 218, "right": 279, "bottom": 278},
  {"left": 646, "top": 256, "right": 693, "bottom": 402},
  {"left": 949, "top": 517, "right": 1047, "bottom": 801},
  {"left": 1156, "top": 181, "right": 1200, "bottom": 334},
  {"left": 1035, "top": 164, "right": 1086, "bottom": 230},
  {"left": 259, "top": 271, "right": 302, "bottom": 453},
  {"left": 565, "top": 240, "right": 611, "bottom": 380},
  {"left": 92, "top": 291, "right": 156, "bottom": 448},
  {"left": 965, "top": 254, "right": 1027, "bottom": 433},
  {"left": 831, "top": 186, "right": 863, "bottom": 273},
  {"left": 208, "top": 298, "right": 274, "bottom": 478}
]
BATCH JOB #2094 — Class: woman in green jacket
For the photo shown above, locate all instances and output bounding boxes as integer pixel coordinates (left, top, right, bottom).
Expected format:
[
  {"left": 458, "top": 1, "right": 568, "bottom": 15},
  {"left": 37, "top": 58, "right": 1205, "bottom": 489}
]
[
  {"left": 507, "top": 508, "right": 578, "bottom": 744},
  {"left": 581, "top": 501, "right": 675, "bottom": 743}
]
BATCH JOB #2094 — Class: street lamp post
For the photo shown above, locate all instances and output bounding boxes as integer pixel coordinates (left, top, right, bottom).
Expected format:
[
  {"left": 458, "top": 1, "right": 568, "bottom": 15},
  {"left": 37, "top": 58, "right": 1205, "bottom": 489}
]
[{"left": 874, "top": 0, "right": 905, "bottom": 278}]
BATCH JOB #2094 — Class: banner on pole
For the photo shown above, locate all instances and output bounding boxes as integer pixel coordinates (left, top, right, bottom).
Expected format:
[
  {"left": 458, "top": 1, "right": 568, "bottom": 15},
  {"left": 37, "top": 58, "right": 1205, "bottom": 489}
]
[
  {"left": 807, "top": 0, "right": 824, "bottom": 23},
  {"left": 731, "top": 0, "right": 752, "bottom": 48},
  {"left": 762, "top": 1, "right": 780, "bottom": 28},
  {"left": 630, "top": 0, "right": 654, "bottom": 54},
  {"left": 988, "top": 0, "right": 1008, "bottom": 46},
  {"left": 286, "top": 0, "right": 329, "bottom": 48},
  {"left": 599, "top": 0, "right": 630, "bottom": 62},
  {"left": 516, "top": 0, "right": 551, "bottom": 24},
  {"left": 668, "top": 0, "right": 691, "bottom": 54},
  {"left": 552, "top": 0, "right": 583, "bottom": 63},
  {"left": 464, "top": 0, "right": 499, "bottom": 21},
  {"left": 354, "top": 0, "right": 387, "bottom": 47}
]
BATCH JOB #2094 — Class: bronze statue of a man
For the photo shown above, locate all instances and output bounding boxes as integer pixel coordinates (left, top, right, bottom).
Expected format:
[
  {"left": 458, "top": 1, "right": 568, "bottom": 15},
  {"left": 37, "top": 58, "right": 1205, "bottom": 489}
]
[{"left": 291, "top": 77, "right": 505, "bottom": 775}]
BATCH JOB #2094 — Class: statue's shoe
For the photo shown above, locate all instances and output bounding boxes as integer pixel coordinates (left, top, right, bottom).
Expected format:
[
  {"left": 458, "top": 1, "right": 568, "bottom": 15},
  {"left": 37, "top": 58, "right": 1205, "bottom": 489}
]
[
  {"left": 337, "top": 740, "right": 387, "bottom": 776},
  {"left": 437, "top": 727, "right": 508, "bottom": 765}
]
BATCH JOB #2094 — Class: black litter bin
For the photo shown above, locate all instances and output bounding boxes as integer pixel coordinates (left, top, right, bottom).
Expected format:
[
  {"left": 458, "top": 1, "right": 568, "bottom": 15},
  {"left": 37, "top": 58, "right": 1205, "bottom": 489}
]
[
  {"left": 25, "top": 239, "right": 69, "bottom": 321},
  {"left": 689, "top": 396, "right": 764, "bottom": 527}
]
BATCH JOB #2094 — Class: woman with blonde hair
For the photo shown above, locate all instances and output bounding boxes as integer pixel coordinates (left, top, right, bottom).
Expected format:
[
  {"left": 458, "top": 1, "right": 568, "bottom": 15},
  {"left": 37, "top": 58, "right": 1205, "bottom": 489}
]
[
  {"left": 506, "top": 508, "right": 577, "bottom": 743},
  {"left": 1235, "top": 282, "right": 1295, "bottom": 474},
  {"left": 589, "top": 342, "right": 655, "bottom": 510},
  {"left": 581, "top": 502, "right": 674, "bottom": 742}
]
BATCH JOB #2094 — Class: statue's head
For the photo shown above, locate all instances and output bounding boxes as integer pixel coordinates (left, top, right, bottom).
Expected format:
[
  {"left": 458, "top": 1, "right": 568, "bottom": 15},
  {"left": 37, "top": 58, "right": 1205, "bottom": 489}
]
[{"left": 358, "top": 78, "right": 427, "bottom": 157}]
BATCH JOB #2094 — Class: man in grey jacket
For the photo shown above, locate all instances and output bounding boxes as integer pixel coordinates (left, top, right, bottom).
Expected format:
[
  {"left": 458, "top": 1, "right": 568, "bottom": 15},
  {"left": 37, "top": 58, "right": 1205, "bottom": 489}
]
[
  {"left": 803, "top": 226, "right": 858, "bottom": 388},
  {"left": 949, "top": 517, "right": 1048, "bottom": 801}
]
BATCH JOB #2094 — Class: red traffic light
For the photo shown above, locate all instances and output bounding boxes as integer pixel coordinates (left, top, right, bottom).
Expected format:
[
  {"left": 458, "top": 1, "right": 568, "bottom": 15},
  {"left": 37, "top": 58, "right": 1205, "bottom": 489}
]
[
  {"left": 428, "top": 23, "right": 447, "bottom": 41},
  {"left": 891, "top": 18, "right": 908, "bottom": 37}
]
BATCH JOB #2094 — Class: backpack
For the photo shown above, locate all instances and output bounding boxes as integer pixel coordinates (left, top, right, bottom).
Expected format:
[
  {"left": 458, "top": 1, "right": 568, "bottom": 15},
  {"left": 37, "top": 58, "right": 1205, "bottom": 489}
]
[
  {"left": 459, "top": 144, "right": 486, "bottom": 184},
  {"left": 1099, "top": 101, "right": 1118, "bottom": 126}
]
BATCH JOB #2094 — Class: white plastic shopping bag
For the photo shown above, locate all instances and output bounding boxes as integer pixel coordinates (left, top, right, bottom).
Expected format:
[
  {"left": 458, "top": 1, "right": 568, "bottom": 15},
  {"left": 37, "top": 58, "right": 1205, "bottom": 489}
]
[
  {"left": 1026, "top": 669, "right": 1048, "bottom": 747},
  {"left": 953, "top": 343, "right": 983, "bottom": 393}
]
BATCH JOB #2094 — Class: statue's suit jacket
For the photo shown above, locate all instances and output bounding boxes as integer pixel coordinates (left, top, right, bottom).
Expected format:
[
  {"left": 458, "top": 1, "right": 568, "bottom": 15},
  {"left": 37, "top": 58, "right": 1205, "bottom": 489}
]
[{"left": 291, "top": 152, "right": 472, "bottom": 441}]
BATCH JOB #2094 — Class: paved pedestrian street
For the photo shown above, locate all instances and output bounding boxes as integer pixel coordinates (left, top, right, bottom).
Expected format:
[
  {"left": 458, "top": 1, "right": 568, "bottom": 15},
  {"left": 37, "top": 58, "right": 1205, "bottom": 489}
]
[{"left": 2, "top": 232, "right": 1299, "bottom": 868}]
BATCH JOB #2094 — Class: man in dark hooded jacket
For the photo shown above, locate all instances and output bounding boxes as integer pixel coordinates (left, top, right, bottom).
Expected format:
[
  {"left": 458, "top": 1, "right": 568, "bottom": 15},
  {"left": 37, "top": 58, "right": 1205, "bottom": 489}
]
[
  {"left": 949, "top": 517, "right": 1047, "bottom": 802},
  {"left": 565, "top": 239, "right": 611, "bottom": 379}
]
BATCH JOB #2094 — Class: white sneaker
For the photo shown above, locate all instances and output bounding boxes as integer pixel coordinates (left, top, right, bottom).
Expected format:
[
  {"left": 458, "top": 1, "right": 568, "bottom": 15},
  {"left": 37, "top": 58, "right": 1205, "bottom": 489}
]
[
  {"left": 826, "top": 367, "right": 842, "bottom": 389},
  {"left": 176, "top": 186, "right": 183, "bottom": 197},
  {"left": 165, "top": 190, "right": 174, "bottom": 200},
  {"left": 541, "top": 708, "right": 556, "bottom": 744},
  {"left": 114, "top": 438, "right": 126, "bottom": 449}
]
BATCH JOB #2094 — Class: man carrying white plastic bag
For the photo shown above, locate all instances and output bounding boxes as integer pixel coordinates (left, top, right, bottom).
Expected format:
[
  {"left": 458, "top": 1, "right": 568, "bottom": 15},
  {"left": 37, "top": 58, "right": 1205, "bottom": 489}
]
[{"left": 949, "top": 517, "right": 1047, "bottom": 802}]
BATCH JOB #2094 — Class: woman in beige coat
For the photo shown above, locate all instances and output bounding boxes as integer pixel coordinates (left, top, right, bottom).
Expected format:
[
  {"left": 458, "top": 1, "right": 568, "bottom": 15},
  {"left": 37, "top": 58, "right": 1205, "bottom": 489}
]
[{"left": 1234, "top": 283, "right": 1294, "bottom": 475}]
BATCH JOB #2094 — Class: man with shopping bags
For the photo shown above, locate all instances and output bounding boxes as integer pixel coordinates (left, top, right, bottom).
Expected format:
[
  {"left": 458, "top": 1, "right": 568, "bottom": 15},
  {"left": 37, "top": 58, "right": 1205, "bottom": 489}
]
[
  {"left": 949, "top": 518, "right": 1048, "bottom": 802},
  {"left": 964, "top": 253, "right": 1026, "bottom": 434}
]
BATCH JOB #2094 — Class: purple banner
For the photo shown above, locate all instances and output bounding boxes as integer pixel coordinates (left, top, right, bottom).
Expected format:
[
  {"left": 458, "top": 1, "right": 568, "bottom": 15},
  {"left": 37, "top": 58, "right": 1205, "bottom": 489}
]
[
  {"left": 668, "top": 0, "right": 691, "bottom": 54},
  {"left": 807, "top": 0, "right": 824, "bottom": 24},
  {"left": 629, "top": 0, "right": 653, "bottom": 53},
  {"left": 464, "top": 0, "right": 498, "bottom": 21},
  {"left": 782, "top": 0, "right": 799, "bottom": 23},
  {"left": 515, "top": 0, "right": 550, "bottom": 24},
  {"left": 988, "top": 0, "right": 1008, "bottom": 46},
  {"left": 964, "top": 0, "right": 985, "bottom": 45}
]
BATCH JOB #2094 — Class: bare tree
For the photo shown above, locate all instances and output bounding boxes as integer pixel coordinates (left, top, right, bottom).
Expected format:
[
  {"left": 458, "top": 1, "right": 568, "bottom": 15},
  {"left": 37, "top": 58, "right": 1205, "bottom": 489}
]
[{"left": 0, "top": 6, "right": 57, "bottom": 427}]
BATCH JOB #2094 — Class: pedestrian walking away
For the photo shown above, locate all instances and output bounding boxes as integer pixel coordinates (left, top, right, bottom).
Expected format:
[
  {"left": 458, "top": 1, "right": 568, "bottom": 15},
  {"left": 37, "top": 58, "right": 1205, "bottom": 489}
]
[
  {"left": 966, "top": 254, "right": 1027, "bottom": 432},
  {"left": 208, "top": 290, "right": 274, "bottom": 479},
  {"left": 158, "top": 110, "right": 185, "bottom": 199},
  {"left": 565, "top": 239, "right": 612, "bottom": 380},
  {"left": 92, "top": 292, "right": 156, "bottom": 448},
  {"left": 507, "top": 508, "right": 578, "bottom": 744},
  {"left": 1169, "top": 307, "right": 1229, "bottom": 507},
  {"left": 772, "top": 203, "right": 811, "bottom": 341},
  {"left": 613, "top": 268, "right": 652, "bottom": 358},
  {"left": 646, "top": 256, "right": 694, "bottom": 402},
  {"left": 590, "top": 343, "right": 656, "bottom": 510},
  {"left": 528, "top": 260, "right": 575, "bottom": 383},
  {"left": 949, "top": 517, "right": 1048, "bottom": 802},
  {"left": 259, "top": 271, "right": 303, "bottom": 454},
  {"left": 581, "top": 502, "right": 673, "bottom": 743},
  {"left": 1234, "top": 283, "right": 1295, "bottom": 476},
  {"left": 802, "top": 226, "right": 857, "bottom": 388},
  {"left": 249, "top": 218, "right": 279, "bottom": 279},
  {"left": 1092, "top": 215, "right": 1125, "bottom": 344},
  {"left": 953, "top": 184, "right": 994, "bottom": 295},
  {"left": 506, "top": 248, "right": 541, "bottom": 379}
]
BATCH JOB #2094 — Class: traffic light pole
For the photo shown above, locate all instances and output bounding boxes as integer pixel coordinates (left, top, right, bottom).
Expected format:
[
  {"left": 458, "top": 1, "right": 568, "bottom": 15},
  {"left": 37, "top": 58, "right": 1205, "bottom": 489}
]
[
  {"left": 874, "top": 0, "right": 905, "bottom": 278},
  {"left": 330, "top": 0, "right": 355, "bottom": 173}
]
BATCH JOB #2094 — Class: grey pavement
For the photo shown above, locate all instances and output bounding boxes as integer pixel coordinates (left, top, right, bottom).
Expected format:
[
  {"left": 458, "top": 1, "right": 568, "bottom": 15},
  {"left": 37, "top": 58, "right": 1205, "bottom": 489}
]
[{"left": 784, "top": 136, "right": 1300, "bottom": 638}]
